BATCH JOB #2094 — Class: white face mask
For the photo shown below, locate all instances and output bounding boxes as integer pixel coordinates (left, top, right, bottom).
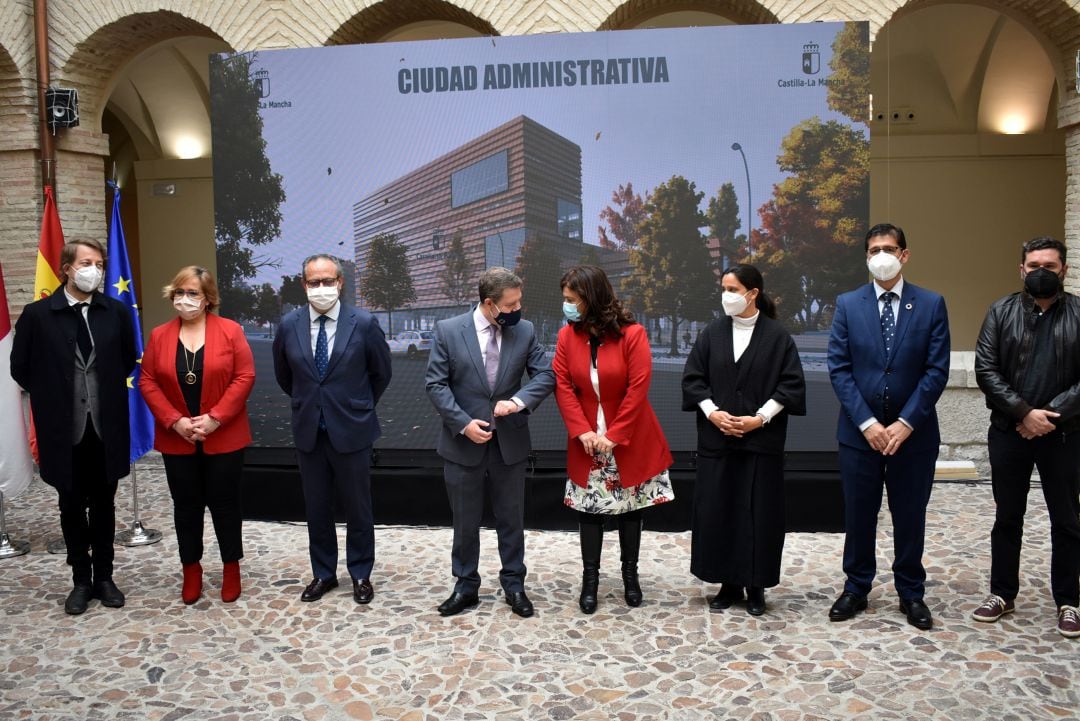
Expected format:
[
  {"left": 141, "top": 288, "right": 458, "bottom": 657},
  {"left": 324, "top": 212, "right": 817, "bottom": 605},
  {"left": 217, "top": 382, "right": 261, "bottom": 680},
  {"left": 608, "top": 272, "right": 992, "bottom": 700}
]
[
  {"left": 307, "top": 285, "right": 339, "bottom": 312},
  {"left": 173, "top": 295, "right": 204, "bottom": 320},
  {"left": 72, "top": 265, "right": 103, "bottom": 293},
  {"left": 867, "top": 252, "right": 902, "bottom": 282},
  {"left": 721, "top": 290, "right": 750, "bottom": 317}
]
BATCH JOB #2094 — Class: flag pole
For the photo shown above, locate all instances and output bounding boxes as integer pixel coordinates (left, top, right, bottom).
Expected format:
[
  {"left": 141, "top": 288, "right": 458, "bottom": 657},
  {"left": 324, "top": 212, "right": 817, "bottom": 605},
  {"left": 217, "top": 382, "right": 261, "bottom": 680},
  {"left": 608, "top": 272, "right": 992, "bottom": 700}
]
[
  {"left": 0, "top": 490, "right": 30, "bottom": 559},
  {"left": 115, "top": 463, "right": 162, "bottom": 546},
  {"left": 105, "top": 179, "right": 161, "bottom": 547}
]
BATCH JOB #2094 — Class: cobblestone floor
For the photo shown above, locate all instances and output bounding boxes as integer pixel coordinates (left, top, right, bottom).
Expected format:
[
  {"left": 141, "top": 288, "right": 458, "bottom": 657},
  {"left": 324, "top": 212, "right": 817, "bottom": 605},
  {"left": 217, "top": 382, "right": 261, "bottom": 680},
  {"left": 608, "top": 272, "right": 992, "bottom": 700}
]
[{"left": 0, "top": 455, "right": 1075, "bottom": 721}]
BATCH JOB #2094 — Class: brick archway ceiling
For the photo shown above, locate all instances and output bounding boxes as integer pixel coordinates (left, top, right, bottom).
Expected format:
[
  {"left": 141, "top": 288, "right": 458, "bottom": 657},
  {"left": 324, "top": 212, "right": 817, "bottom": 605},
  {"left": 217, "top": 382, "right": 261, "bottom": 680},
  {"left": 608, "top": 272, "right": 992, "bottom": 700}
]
[
  {"left": 890, "top": 0, "right": 1078, "bottom": 65},
  {"left": 327, "top": 0, "right": 499, "bottom": 45},
  {"left": 61, "top": 11, "right": 223, "bottom": 121},
  {"left": 598, "top": 0, "right": 780, "bottom": 30}
]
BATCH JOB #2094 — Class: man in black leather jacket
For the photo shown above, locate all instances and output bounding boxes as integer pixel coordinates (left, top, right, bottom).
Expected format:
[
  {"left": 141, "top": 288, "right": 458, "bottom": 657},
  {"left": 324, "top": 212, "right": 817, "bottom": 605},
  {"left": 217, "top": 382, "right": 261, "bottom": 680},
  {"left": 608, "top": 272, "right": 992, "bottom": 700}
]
[{"left": 973, "top": 236, "right": 1080, "bottom": 639}]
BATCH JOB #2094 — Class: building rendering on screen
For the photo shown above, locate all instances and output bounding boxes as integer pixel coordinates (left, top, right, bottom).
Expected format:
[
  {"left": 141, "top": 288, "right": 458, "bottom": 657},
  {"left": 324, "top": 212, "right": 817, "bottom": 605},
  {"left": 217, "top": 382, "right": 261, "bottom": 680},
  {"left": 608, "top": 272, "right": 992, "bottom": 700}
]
[{"left": 352, "top": 115, "right": 585, "bottom": 336}]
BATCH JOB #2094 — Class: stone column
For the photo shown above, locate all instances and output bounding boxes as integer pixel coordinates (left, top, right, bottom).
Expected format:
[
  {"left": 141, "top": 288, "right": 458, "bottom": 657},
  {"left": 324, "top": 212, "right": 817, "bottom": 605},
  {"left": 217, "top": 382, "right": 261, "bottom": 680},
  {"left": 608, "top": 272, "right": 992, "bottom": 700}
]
[{"left": 1063, "top": 93, "right": 1080, "bottom": 294}]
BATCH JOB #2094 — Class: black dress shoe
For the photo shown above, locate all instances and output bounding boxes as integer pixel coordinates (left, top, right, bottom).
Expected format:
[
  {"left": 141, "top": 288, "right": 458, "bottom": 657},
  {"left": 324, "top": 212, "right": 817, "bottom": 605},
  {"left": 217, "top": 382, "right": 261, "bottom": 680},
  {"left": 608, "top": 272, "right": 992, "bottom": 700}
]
[
  {"left": 352, "top": 578, "right": 374, "bottom": 605},
  {"left": 65, "top": 584, "right": 93, "bottom": 615},
  {"left": 899, "top": 598, "right": 933, "bottom": 630},
  {"left": 300, "top": 577, "right": 339, "bottom": 602},
  {"left": 438, "top": 591, "right": 479, "bottom": 617},
  {"left": 708, "top": 584, "right": 744, "bottom": 611},
  {"left": 505, "top": 591, "right": 534, "bottom": 618},
  {"left": 93, "top": 579, "right": 126, "bottom": 608},
  {"left": 829, "top": 591, "right": 868, "bottom": 622},
  {"left": 746, "top": 586, "right": 766, "bottom": 616}
]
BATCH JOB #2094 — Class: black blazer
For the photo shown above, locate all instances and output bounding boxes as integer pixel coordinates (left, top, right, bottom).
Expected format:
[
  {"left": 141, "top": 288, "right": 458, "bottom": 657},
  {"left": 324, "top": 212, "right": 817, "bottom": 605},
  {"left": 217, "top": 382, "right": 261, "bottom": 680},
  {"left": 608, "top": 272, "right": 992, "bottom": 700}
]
[
  {"left": 681, "top": 314, "right": 806, "bottom": 457},
  {"left": 10, "top": 290, "right": 136, "bottom": 491}
]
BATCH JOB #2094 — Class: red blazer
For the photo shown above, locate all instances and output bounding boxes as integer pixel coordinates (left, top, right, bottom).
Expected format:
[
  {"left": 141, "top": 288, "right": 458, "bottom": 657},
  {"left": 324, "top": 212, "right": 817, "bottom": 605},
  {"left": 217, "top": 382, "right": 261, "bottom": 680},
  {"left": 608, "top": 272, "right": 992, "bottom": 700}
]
[
  {"left": 139, "top": 313, "right": 255, "bottom": 455},
  {"left": 553, "top": 322, "right": 672, "bottom": 488}
]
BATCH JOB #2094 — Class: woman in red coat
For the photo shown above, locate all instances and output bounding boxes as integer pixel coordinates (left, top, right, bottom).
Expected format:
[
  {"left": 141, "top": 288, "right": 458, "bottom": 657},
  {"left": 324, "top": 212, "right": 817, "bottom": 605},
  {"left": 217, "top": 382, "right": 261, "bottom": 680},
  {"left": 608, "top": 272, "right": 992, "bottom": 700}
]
[
  {"left": 553, "top": 265, "right": 674, "bottom": 614},
  {"left": 139, "top": 266, "right": 255, "bottom": 604}
]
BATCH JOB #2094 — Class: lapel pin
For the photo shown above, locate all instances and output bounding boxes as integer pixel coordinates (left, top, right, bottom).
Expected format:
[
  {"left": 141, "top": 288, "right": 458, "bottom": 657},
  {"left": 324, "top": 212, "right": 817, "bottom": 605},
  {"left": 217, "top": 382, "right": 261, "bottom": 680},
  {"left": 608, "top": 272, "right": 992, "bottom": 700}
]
[{"left": 905, "top": 303, "right": 913, "bottom": 310}]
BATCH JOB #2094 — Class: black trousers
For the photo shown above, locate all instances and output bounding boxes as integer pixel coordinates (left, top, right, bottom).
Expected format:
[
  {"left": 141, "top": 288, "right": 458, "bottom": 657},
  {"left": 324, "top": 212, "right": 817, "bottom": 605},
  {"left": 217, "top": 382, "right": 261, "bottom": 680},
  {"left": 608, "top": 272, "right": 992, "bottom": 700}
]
[
  {"left": 162, "top": 446, "right": 245, "bottom": 565},
  {"left": 58, "top": 424, "right": 119, "bottom": 585},
  {"left": 296, "top": 432, "right": 374, "bottom": 582},
  {"left": 444, "top": 436, "right": 526, "bottom": 595},
  {"left": 989, "top": 426, "right": 1080, "bottom": 608}
]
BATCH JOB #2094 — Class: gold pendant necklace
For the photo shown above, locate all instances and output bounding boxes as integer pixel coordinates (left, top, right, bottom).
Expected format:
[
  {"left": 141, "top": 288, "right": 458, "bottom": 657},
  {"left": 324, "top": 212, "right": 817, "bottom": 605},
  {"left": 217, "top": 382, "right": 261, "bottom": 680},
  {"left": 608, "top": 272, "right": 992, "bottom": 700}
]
[{"left": 180, "top": 330, "right": 197, "bottom": 385}]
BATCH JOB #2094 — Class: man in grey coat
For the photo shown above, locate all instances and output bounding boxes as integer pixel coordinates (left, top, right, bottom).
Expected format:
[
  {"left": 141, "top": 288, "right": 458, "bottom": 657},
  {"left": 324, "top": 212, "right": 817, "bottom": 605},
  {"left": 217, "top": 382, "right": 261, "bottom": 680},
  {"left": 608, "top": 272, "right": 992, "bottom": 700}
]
[{"left": 425, "top": 267, "right": 555, "bottom": 617}]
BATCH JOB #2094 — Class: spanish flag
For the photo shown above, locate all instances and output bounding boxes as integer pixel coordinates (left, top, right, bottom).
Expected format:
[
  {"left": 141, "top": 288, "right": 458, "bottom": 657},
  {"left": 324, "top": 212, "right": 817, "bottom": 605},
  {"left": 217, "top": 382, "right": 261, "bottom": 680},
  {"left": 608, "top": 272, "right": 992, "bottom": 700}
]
[
  {"left": 34, "top": 184, "right": 64, "bottom": 299},
  {"left": 28, "top": 185, "right": 65, "bottom": 462}
]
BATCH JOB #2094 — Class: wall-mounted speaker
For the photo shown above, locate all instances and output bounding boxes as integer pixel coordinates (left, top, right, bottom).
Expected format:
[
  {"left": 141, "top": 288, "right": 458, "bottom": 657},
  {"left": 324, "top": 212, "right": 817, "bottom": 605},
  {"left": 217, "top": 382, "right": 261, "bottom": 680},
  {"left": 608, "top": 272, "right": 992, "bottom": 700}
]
[{"left": 45, "top": 87, "right": 79, "bottom": 131}]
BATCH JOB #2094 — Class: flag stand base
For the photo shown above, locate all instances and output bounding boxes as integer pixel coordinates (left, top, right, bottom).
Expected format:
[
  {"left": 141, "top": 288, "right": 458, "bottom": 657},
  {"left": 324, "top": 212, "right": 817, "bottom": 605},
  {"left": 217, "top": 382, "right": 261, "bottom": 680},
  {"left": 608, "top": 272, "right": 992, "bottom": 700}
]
[
  {"left": 0, "top": 533, "right": 29, "bottom": 558},
  {"left": 116, "top": 521, "right": 162, "bottom": 547}
]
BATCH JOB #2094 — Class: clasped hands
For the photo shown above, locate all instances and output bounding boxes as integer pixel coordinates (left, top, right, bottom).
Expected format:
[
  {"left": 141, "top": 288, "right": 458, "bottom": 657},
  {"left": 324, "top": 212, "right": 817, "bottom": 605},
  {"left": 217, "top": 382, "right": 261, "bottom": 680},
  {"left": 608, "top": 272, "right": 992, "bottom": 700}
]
[
  {"left": 708, "top": 410, "right": 764, "bottom": 437},
  {"left": 1016, "top": 408, "right": 1060, "bottom": 440},
  {"left": 172, "top": 414, "right": 220, "bottom": 444},
  {"left": 577, "top": 431, "right": 615, "bottom": 456},
  {"left": 862, "top": 421, "right": 911, "bottom": 455}
]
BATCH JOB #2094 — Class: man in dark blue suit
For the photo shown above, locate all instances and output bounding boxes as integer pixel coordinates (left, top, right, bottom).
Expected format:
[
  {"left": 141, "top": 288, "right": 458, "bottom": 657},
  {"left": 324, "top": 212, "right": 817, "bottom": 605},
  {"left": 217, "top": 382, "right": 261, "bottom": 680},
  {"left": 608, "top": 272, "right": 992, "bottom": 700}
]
[
  {"left": 273, "top": 254, "right": 392, "bottom": 605},
  {"left": 827, "top": 224, "right": 950, "bottom": 630}
]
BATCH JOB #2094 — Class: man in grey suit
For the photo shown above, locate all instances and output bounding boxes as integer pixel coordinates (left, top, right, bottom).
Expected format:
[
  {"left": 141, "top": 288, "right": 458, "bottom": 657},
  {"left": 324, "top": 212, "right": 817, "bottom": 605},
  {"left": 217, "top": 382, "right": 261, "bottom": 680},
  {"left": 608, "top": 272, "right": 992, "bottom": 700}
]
[{"left": 425, "top": 267, "right": 555, "bottom": 617}]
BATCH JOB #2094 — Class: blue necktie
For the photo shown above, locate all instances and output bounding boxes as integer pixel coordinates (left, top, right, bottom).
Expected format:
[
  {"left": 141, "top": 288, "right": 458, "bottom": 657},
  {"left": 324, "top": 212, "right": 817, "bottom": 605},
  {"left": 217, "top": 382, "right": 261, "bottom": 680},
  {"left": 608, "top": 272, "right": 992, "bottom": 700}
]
[
  {"left": 880, "top": 291, "right": 896, "bottom": 357},
  {"left": 315, "top": 315, "right": 329, "bottom": 380}
]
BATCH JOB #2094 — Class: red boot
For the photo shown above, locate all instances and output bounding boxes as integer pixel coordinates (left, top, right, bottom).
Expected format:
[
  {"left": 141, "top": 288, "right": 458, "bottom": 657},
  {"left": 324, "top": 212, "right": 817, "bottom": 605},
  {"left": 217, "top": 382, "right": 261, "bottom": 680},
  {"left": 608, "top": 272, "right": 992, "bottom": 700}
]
[
  {"left": 221, "top": 561, "right": 241, "bottom": 603},
  {"left": 182, "top": 562, "right": 202, "bottom": 604}
]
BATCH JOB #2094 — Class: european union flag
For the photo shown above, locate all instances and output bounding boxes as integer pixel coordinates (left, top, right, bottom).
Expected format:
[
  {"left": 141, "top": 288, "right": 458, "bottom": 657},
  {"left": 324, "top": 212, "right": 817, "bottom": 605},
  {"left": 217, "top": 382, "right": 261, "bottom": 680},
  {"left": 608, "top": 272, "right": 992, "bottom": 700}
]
[{"left": 105, "top": 180, "right": 155, "bottom": 462}]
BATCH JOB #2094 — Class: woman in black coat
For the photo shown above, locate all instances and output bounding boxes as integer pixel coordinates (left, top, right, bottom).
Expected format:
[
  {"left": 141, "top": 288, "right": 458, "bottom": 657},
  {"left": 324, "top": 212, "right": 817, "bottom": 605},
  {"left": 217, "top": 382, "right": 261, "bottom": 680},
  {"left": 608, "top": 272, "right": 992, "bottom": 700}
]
[{"left": 681, "top": 264, "right": 806, "bottom": 616}]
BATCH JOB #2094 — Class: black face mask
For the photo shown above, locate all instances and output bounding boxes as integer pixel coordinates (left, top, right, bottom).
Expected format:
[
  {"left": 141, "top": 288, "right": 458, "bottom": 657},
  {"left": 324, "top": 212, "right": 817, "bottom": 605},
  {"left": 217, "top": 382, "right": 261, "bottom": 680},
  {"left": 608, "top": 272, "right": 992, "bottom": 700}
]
[
  {"left": 493, "top": 307, "right": 522, "bottom": 327},
  {"left": 1024, "top": 268, "right": 1062, "bottom": 299}
]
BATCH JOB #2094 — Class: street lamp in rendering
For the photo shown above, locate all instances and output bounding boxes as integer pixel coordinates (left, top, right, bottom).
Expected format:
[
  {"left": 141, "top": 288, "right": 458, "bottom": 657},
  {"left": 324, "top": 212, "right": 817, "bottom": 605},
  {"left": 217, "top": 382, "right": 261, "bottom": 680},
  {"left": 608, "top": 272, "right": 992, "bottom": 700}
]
[{"left": 731, "top": 142, "right": 752, "bottom": 260}]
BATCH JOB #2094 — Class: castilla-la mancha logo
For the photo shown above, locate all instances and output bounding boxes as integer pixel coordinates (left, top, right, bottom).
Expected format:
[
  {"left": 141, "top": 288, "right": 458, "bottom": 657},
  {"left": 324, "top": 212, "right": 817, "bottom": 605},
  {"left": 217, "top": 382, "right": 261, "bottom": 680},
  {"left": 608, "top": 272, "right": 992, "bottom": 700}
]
[
  {"left": 802, "top": 42, "right": 820, "bottom": 75},
  {"left": 253, "top": 68, "right": 270, "bottom": 98}
]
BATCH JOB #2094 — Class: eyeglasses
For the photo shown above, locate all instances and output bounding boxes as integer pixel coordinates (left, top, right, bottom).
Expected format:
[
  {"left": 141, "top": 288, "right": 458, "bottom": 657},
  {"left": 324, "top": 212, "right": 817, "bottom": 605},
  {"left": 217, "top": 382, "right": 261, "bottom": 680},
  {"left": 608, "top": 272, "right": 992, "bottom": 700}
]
[
  {"left": 304, "top": 278, "right": 339, "bottom": 289},
  {"left": 867, "top": 246, "right": 903, "bottom": 257},
  {"left": 173, "top": 290, "right": 204, "bottom": 299}
]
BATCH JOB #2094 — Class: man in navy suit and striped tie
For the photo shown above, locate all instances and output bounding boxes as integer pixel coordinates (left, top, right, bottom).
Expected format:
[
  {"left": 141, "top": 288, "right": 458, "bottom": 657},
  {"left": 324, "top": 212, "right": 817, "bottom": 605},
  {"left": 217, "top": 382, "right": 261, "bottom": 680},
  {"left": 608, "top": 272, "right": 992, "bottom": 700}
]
[
  {"left": 826, "top": 224, "right": 950, "bottom": 630},
  {"left": 273, "top": 254, "right": 392, "bottom": 605}
]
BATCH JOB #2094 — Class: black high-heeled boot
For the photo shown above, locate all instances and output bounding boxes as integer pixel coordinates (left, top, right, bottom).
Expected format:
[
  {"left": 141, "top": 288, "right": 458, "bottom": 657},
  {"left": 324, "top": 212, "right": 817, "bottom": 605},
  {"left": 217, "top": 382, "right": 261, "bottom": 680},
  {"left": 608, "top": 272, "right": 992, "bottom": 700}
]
[
  {"left": 578, "top": 519, "right": 603, "bottom": 614},
  {"left": 618, "top": 512, "right": 643, "bottom": 607}
]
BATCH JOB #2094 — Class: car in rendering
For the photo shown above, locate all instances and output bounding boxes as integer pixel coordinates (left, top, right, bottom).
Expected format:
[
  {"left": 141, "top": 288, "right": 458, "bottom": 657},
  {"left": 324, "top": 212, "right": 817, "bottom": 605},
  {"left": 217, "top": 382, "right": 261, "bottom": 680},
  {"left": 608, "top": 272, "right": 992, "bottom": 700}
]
[{"left": 386, "top": 329, "right": 433, "bottom": 357}]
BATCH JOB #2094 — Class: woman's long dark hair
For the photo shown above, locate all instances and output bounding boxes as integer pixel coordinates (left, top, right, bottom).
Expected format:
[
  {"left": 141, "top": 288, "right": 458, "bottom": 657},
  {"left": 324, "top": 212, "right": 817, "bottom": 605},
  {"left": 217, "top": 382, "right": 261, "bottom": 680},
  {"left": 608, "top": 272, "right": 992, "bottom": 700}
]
[
  {"left": 722, "top": 264, "right": 777, "bottom": 319},
  {"left": 560, "top": 265, "right": 636, "bottom": 338}
]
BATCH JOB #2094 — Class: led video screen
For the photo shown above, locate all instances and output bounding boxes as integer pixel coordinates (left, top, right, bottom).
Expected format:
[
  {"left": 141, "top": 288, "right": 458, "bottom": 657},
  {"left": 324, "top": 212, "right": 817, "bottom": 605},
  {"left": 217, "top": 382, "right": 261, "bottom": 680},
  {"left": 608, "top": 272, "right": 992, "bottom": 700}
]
[{"left": 210, "top": 22, "right": 869, "bottom": 454}]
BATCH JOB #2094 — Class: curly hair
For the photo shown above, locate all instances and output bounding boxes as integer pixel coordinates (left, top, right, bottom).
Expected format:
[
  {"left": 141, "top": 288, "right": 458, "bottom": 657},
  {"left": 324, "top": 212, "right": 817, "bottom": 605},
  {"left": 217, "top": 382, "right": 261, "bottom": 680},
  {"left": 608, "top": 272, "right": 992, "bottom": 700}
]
[{"left": 560, "top": 265, "right": 635, "bottom": 338}]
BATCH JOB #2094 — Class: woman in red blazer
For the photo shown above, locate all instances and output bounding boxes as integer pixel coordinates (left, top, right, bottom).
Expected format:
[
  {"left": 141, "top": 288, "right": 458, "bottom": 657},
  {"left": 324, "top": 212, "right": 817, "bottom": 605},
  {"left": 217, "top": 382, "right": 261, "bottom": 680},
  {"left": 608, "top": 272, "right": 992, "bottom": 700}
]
[
  {"left": 139, "top": 266, "right": 255, "bottom": 605},
  {"left": 553, "top": 265, "right": 674, "bottom": 614}
]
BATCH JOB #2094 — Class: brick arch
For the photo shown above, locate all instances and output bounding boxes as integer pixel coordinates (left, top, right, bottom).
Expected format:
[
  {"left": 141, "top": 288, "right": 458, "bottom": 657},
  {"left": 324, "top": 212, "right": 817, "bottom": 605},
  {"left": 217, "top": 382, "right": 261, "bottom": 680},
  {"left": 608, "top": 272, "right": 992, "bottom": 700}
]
[
  {"left": 598, "top": 0, "right": 781, "bottom": 30},
  {"left": 883, "top": 0, "right": 1079, "bottom": 90},
  {"left": 58, "top": 10, "right": 227, "bottom": 133},
  {"left": 0, "top": 40, "right": 37, "bottom": 151},
  {"left": 326, "top": 0, "right": 498, "bottom": 45}
]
